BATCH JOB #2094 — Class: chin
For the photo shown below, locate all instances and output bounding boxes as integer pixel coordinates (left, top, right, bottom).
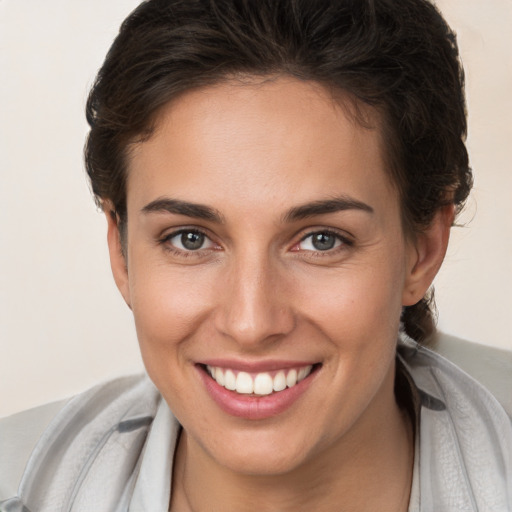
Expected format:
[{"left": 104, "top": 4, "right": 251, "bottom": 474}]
[{"left": 207, "top": 436, "right": 314, "bottom": 476}]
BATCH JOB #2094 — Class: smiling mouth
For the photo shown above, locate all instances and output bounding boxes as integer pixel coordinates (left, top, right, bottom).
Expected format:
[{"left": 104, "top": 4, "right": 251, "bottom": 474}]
[{"left": 202, "top": 364, "right": 319, "bottom": 396}]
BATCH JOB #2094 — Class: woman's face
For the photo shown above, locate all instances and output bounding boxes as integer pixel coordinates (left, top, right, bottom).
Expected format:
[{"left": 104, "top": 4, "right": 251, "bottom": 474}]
[{"left": 109, "top": 77, "right": 432, "bottom": 475}]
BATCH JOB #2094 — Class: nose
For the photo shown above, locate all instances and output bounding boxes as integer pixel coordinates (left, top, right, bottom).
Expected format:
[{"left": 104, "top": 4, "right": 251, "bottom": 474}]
[{"left": 214, "top": 252, "right": 295, "bottom": 348}]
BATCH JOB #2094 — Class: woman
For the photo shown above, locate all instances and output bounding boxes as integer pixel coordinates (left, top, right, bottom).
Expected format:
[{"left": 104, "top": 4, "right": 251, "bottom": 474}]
[{"left": 1, "top": 0, "right": 511, "bottom": 510}]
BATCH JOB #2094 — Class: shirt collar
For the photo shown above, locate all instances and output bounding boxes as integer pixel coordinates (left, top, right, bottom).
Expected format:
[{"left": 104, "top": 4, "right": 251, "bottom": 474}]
[{"left": 129, "top": 398, "right": 180, "bottom": 512}]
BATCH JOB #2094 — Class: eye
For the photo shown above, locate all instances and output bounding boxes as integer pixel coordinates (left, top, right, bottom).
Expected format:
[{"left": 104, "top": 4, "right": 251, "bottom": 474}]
[
  {"left": 165, "top": 229, "right": 216, "bottom": 251},
  {"left": 297, "top": 231, "right": 345, "bottom": 252}
]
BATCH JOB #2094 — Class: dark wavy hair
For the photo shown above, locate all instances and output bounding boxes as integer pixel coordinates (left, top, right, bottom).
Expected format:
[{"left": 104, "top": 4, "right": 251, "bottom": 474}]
[{"left": 85, "top": 0, "right": 472, "bottom": 343}]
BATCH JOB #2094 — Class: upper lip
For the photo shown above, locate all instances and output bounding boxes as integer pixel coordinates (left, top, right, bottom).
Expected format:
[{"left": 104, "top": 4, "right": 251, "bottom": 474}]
[{"left": 198, "top": 359, "right": 318, "bottom": 373}]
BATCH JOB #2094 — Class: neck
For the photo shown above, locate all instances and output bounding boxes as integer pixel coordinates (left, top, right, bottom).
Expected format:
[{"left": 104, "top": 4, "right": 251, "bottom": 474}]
[{"left": 170, "top": 369, "right": 414, "bottom": 512}]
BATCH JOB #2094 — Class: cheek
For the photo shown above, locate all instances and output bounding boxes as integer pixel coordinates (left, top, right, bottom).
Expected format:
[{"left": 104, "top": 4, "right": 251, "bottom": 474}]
[
  {"left": 298, "top": 257, "right": 405, "bottom": 339},
  {"left": 291, "top": 252, "right": 407, "bottom": 400},
  {"left": 293, "top": 258, "right": 405, "bottom": 420},
  {"left": 127, "top": 258, "right": 216, "bottom": 375}
]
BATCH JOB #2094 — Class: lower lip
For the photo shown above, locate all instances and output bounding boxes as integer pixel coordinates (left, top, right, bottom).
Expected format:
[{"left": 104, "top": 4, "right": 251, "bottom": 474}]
[{"left": 197, "top": 366, "right": 317, "bottom": 420}]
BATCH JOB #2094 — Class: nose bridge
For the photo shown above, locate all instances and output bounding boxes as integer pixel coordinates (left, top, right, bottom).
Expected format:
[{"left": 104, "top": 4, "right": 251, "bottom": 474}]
[{"left": 215, "top": 247, "right": 294, "bottom": 346}]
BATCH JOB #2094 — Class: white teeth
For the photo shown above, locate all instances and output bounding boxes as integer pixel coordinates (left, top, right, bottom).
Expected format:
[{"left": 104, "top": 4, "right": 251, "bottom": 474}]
[
  {"left": 214, "top": 367, "right": 225, "bottom": 386},
  {"left": 286, "top": 369, "right": 297, "bottom": 388},
  {"left": 298, "top": 365, "right": 312, "bottom": 382},
  {"left": 206, "top": 365, "right": 314, "bottom": 395},
  {"left": 273, "top": 371, "right": 287, "bottom": 392},
  {"left": 224, "top": 369, "right": 236, "bottom": 391},
  {"left": 254, "top": 373, "right": 274, "bottom": 395},
  {"left": 236, "top": 372, "right": 253, "bottom": 394}
]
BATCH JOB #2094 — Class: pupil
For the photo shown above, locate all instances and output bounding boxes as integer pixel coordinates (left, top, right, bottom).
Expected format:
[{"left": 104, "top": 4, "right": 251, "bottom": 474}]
[
  {"left": 181, "top": 231, "right": 204, "bottom": 250},
  {"left": 312, "top": 233, "right": 335, "bottom": 251}
]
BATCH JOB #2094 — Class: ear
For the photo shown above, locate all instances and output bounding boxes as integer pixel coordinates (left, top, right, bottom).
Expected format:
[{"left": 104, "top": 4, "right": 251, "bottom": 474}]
[
  {"left": 105, "top": 205, "right": 132, "bottom": 309},
  {"left": 402, "top": 204, "right": 455, "bottom": 306}
]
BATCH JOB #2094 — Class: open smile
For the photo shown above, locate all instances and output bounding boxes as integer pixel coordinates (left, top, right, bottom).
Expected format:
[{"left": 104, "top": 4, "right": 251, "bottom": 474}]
[
  {"left": 205, "top": 364, "right": 314, "bottom": 395},
  {"left": 197, "top": 362, "right": 321, "bottom": 420}
]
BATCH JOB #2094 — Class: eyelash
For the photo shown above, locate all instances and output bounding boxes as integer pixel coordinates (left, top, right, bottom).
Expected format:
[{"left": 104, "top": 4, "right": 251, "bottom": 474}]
[
  {"left": 293, "top": 229, "right": 353, "bottom": 256},
  {"left": 158, "top": 228, "right": 218, "bottom": 258},
  {"left": 157, "top": 228, "right": 353, "bottom": 258}
]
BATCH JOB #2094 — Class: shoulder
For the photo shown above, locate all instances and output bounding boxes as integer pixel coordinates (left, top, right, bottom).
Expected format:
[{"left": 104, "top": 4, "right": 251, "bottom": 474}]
[
  {"left": 0, "top": 374, "right": 160, "bottom": 504},
  {"left": 399, "top": 333, "right": 512, "bottom": 511},
  {"left": 0, "top": 398, "right": 68, "bottom": 500},
  {"left": 398, "top": 331, "right": 512, "bottom": 423},
  {"left": 429, "top": 332, "right": 512, "bottom": 417}
]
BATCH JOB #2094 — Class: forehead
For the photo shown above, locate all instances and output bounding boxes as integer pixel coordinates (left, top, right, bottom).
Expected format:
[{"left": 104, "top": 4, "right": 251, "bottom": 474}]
[{"left": 125, "top": 76, "right": 397, "bottom": 217}]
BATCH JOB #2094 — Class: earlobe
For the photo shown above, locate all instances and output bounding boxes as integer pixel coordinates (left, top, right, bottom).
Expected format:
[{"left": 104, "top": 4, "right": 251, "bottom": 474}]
[
  {"left": 402, "top": 204, "right": 455, "bottom": 306},
  {"left": 104, "top": 205, "right": 132, "bottom": 309}
]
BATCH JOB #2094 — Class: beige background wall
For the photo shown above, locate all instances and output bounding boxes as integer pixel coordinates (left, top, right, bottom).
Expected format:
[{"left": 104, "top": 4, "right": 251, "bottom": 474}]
[{"left": 1, "top": 0, "right": 511, "bottom": 417}]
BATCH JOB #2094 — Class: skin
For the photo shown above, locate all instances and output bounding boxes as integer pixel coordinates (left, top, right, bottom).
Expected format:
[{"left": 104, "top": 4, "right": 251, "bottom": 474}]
[{"left": 106, "top": 76, "right": 453, "bottom": 511}]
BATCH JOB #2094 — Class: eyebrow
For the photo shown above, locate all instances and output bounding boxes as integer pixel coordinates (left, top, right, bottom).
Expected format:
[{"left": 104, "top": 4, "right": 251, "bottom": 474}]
[
  {"left": 141, "top": 195, "right": 373, "bottom": 224},
  {"left": 283, "top": 196, "right": 374, "bottom": 222},
  {"left": 141, "top": 198, "right": 225, "bottom": 223}
]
